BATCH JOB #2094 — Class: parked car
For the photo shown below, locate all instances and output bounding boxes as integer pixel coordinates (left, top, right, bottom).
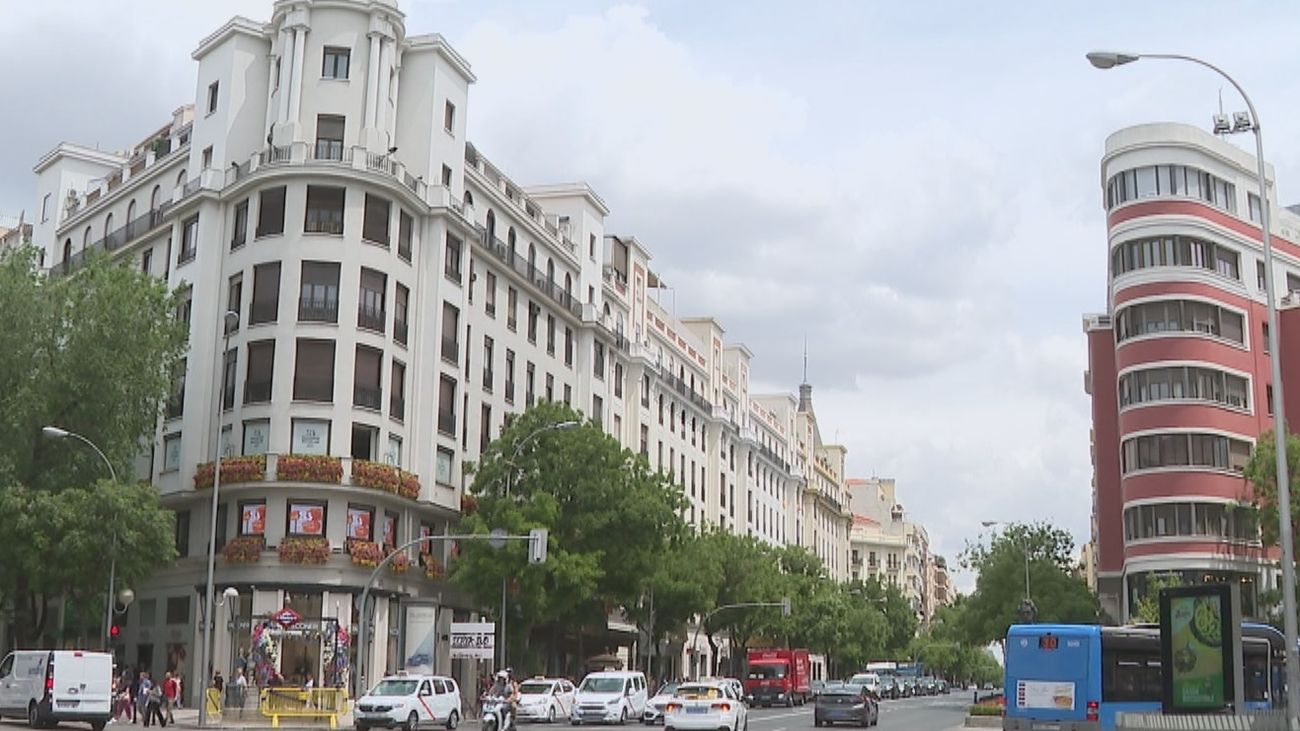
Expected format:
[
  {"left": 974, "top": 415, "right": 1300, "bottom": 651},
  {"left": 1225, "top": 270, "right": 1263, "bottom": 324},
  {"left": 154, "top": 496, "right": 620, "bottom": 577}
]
[
  {"left": 517, "top": 677, "right": 576, "bottom": 723},
  {"left": 572, "top": 671, "right": 648, "bottom": 725},
  {"left": 877, "top": 677, "right": 898, "bottom": 700},
  {"left": 642, "top": 682, "right": 680, "bottom": 725},
  {"left": 0, "top": 650, "right": 113, "bottom": 731},
  {"left": 813, "top": 685, "right": 878, "bottom": 727},
  {"left": 354, "top": 674, "right": 462, "bottom": 731},
  {"left": 663, "top": 681, "right": 747, "bottom": 731}
]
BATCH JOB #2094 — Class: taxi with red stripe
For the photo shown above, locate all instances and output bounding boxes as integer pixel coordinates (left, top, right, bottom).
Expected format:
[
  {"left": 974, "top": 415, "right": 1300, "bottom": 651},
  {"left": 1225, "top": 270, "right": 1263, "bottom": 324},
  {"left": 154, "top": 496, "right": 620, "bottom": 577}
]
[{"left": 355, "top": 674, "right": 462, "bottom": 731}]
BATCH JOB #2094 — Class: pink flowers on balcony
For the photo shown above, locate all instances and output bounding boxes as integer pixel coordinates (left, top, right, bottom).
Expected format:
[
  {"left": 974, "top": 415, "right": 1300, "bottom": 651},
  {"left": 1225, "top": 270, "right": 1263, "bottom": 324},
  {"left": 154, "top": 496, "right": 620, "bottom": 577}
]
[
  {"left": 276, "top": 454, "right": 343, "bottom": 484},
  {"left": 194, "top": 455, "right": 267, "bottom": 489},
  {"left": 278, "top": 536, "right": 331, "bottom": 565},
  {"left": 351, "top": 460, "right": 421, "bottom": 500}
]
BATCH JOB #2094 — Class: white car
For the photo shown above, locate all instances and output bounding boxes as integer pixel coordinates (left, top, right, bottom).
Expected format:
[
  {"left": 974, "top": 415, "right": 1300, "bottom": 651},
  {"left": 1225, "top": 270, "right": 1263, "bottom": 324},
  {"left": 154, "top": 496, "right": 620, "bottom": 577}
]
[
  {"left": 642, "top": 682, "right": 681, "bottom": 724},
  {"left": 572, "top": 671, "right": 648, "bottom": 725},
  {"left": 0, "top": 650, "right": 112, "bottom": 730},
  {"left": 354, "top": 675, "right": 462, "bottom": 731},
  {"left": 663, "top": 681, "right": 747, "bottom": 731},
  {"left": 516, "top": 677, "right": 576, "bottom": 723},
  {"left": 698, "top": 678, "right": 744, "bottom": 704}
]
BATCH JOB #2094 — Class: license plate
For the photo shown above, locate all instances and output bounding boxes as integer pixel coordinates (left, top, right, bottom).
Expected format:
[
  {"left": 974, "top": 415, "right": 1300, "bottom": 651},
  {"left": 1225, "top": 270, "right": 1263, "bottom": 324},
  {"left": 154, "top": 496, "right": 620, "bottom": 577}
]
[
  {"left": 686, "top": 707, "right": 708, "bottom": 714},
  {"left": 57, "top": 701, "right": 79, "bottom": 708}
]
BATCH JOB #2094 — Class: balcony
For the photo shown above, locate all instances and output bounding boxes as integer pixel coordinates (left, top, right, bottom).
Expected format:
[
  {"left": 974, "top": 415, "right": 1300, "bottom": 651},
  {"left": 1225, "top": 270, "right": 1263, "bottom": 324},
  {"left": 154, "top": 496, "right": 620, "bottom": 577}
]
[
  {"left": 390, "top": 395, "right": 405, "bottom": 421},
  {"left": 353, "top": 385, "right": 382, "bottom": 411},
  {"left": 658, "top": 365, "right": 713, "bottom": 414},
  {"left": 243, "top": 379, "right": 272, "bottom": 404},
  {"left": 602, "top": 265, "right": 628, "bottom": 295},
  {"left": 358, "top": 305, "right": 386, "bottom": 333},
  {"left": 394, "top": 320, "right": 408, "bottom": 346},
  {"left": 472, "top": 228, "right": 583, "bottom": 318},
  {"left": 312, "top": 140, "right": 348, "bottom": 162},
  {"left": 55, "top": 206, "right": 173, "bottom": 277},
  {"left": 298, "top": 298, "right": 339, "bottom": 323},
  {"left": 304, "top": 217, "right": 344, "bottom": 235},
  {"left": 441, "top": 336, "right": 459, "bottom": 364}
]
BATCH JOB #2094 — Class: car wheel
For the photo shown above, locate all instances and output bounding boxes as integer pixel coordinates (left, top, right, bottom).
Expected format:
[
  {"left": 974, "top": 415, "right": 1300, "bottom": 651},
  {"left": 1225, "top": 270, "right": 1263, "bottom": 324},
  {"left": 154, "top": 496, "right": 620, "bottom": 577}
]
[
  {"left": 91, "top": 722, "right": 106, "bottom": 731},
  {"left": 357, "top": 724, "right": 371, "bottom": 731},
  {"left": 28, "top": 702, "right": 39, "bottom": 729},
  {"left": 813, "top": 719, "right": 822, "bottom": 728},
  {"left": 447, "top": 711, "right": 460, "bottom": 730},
  {"left": 406, "top": 711, "right": 420, "bottom": 731}
]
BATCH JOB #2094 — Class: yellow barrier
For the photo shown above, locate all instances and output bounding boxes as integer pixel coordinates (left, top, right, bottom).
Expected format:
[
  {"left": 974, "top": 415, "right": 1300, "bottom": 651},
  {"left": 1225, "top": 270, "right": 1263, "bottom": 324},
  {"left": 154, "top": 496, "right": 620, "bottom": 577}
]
[{"left": 259, "top": 688, "right": 350, "bottom": 728}]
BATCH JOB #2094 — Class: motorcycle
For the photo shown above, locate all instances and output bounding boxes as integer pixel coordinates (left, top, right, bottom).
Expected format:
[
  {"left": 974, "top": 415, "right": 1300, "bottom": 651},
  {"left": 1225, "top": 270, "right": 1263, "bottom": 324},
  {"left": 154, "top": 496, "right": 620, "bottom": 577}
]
[{"left": 481, "top": 695, "right": 514, "bottom": 731}]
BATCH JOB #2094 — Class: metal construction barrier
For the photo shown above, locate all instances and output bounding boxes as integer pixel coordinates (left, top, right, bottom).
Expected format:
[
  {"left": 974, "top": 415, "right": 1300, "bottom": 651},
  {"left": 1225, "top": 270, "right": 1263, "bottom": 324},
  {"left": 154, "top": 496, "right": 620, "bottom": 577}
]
[
  {"left": 1116, "top": 711, "right": 1300, "bottom": 730},
  {"left": 259, "top": 688, "right": 350, "bottom": 728}
]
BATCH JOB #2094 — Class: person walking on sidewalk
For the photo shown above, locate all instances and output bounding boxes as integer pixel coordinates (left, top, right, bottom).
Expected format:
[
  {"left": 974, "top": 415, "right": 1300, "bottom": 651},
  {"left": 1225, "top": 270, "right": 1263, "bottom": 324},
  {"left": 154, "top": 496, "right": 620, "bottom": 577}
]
[
  {"left": 134, "top": 672, "right": 153, "bottom": 726},
  {"left": 230, "top": 668, "right": 248, "bottom": 716},
  {"left": 161, "top": 672, "right": 178, "bottom": 725},
  {"left": 142, "top": 681, "right": 166, "bottom": 728}
]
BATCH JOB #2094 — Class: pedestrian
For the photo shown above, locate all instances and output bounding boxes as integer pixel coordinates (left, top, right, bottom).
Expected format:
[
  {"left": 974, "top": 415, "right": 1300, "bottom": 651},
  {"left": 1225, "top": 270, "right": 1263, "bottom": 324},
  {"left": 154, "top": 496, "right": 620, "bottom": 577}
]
[
  {"left": 173, "top": 672, "right": 184, "bottom": 710},
  {"left": 304, "top": 673, "right": 315, "bottom": 709},
  {"left": 135, "top": 671, "right": 153, "bottom": 725},
  {"left": 162, "top": 672, "right": 178, "bottom": 724},
  {"left": 142, "top": 680, "right": 166, "bottom": 727},
  {"left": 231, "top": 668, "right": 248, "bottom": 715},
  {"left": 212, "top": 669, "right": 225, "bottom": 694}
]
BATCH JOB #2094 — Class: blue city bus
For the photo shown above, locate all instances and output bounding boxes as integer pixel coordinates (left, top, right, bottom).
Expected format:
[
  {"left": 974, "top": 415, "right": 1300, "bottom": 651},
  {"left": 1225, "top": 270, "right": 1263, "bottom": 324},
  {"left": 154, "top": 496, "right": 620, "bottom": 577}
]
[{"left": 1003, "top": 623, "right": 1282, "bottom": 730}]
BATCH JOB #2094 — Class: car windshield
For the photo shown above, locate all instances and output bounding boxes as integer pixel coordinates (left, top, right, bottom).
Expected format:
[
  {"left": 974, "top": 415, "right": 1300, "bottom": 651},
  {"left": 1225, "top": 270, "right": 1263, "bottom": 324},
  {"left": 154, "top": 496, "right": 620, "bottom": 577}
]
[
  {"left": 579, "top": 678, "right": 626, "bottom": 693},
  {"left": 676, "top": 685, "right": 722, "bottom": 700},
  {"left": 370, "top": 680, "right": 419, "bottom": 696},
  {"left": 820, "top": 689, "right": 859, "bottom": 698},
  {"left": 748, "top": 665, "right": 786, "bottom": 679},
  {"left": 520, "top": 683, "right": 552, "bottom": 695},
  {"left": 848, "top": 675, "right": 877, "bottom": 686},
  {"left": 654, "top": 683, "right": 679, "bottom": 697}
]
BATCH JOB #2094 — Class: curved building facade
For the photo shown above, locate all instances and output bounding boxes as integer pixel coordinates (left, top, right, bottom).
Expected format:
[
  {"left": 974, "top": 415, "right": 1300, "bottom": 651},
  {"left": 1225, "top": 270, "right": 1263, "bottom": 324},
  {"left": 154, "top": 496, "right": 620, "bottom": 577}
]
[{"left": 1084, "top": 122, "right": 1300, "bottom": 621}]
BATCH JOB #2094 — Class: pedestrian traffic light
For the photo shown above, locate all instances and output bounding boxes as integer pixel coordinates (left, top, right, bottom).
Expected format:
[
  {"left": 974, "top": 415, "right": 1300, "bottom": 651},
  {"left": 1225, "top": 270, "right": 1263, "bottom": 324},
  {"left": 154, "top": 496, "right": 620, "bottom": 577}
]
[{"left": 109, "top": 624, "right": 121, "bottom": 639}]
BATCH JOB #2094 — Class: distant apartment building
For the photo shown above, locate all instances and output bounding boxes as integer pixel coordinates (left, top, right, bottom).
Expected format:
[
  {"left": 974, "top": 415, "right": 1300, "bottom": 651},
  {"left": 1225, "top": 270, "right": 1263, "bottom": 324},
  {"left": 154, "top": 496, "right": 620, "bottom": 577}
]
[
  {"left": 1083, "top": 122, "right": 1300, "bottom": 622},
  {"left": 23, "top": 0, "right": 856, "bottom": 691},
  {"left": 848, "top": 477, "right": 943, "bottom": 623}
]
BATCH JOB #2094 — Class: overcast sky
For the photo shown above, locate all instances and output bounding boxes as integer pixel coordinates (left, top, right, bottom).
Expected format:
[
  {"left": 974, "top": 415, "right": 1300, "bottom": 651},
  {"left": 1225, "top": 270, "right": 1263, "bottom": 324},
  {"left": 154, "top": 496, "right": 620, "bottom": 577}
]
[{"left": 4, "top": 1, "right": 1300, "bottom": 592}]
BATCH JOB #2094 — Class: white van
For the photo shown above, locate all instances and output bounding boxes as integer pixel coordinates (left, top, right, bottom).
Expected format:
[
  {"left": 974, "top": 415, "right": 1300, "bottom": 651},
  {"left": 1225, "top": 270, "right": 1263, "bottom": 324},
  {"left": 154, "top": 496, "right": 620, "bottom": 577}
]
[
  {"left": 354, "top": 674, "right": 462, "bottom": 731},
  {"left": 571, "top": 671, "right": 647, "bottom": 725},
  {"left": 0, "top": 650, "right": 113, "bottom": 730}
]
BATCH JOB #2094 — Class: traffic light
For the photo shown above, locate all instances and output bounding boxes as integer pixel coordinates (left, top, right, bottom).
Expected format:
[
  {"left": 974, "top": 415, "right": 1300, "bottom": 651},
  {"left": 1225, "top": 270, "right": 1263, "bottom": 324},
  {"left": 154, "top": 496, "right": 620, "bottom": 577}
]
[
  {"left": 781, "top": 597, "right": 791, "bottom": 617},
  {"left": 528, "top": 528, "right": 548, "bottom": 564},
  {"left": 109, "top": 624, "right": 121, "bottom": 640}
]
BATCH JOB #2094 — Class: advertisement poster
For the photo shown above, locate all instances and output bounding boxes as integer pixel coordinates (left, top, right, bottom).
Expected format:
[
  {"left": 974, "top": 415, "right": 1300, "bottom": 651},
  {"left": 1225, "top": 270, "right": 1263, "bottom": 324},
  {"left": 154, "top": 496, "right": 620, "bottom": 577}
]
[
  {"left": 347, "top": 507, "right": 372, "bottom": 541},
  {"left": 382, "top": 516, "right": 396, "bottom": 548},
  {"left": 449, "top": 622, "right": 495, "bottom": 660},
  {"left": 289, "top": 503, "right": 325, "bottom": 535},
  {"left": 1016, "top": 681, "right": 1075, "bottom": 711},
  {"left": 241, "top": 503, "right": 266, "bottom": 535},
  {"left": 403, "top": 604, "right": 438, "bottom": 672},
  {"left": 1168, "top": 592, "right": 1227, "bottom": 709},
  {"left": 419, "top": 524, "right": 432, "bottom": 554}
]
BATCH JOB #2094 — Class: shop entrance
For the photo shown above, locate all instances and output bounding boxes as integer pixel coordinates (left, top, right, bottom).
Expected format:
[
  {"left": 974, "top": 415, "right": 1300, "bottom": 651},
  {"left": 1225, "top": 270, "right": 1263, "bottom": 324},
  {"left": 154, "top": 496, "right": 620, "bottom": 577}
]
[{"left": 247, "top": 607, "right": 350, "bottom": 689}]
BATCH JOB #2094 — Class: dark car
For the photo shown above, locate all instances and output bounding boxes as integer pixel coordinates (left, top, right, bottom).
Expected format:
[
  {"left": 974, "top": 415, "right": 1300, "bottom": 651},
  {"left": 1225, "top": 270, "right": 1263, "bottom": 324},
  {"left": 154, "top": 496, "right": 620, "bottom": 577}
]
[
  {"left": 877, "top": 677, "right": 898, "bottom": 700},
  {"left": 814, "top": 687, "right": 878, "bottom": 727}
]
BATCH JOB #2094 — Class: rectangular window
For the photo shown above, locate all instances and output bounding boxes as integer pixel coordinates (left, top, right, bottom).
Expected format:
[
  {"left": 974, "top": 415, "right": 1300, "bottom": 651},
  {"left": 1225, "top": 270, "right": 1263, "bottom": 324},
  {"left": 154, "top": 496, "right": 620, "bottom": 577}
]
[
  {"left": 358, "top": 268, "right": 386, "bottom": 332},
  {"left": 614, "top": 363, "right": 624, "bottom": 398},
  {"left": 178, "top": 215, "right": 199, "bottom": 264},
  {"left": 239, "top": 500, "right": 267, "bottom": 535},
  {"left": 441, "top": 302, "right": 460, "bottom": 363},
  {"left": 563, "top": 383, "right": 571, "bottom": 405},
  {"left": 315, "top": 114, "right": 345, "bottom": 161},
  {"left": 441, "top": 165, "right": 453, "bottom": 187},
  {"left": 207, "top": 81, "right": 219, "bottom": 114},
  {"left": 592, "top": 395, "right": 604, "bottom": 428},
  {"left": 445, "top": 234, "right": 463, "bottom": 283},
  {"left": 322, "top": 46, "right": 350, "bottom": 79},
  {"left": 564, "top": 327, "right": 573, "bottom": 367},
  {"left": 166, "top": 596, "right": 190, "bottom": 626},
  {"left": 438, "top": 375, "right": 457, "bottom": 435},
  {"left": 174, "top": 510, "right": 190, "bottom": 558},
  {"left": 250, "top": 261, "right": 281, "bottom": 324},
  {"left": 480, "top": 404, "right": 492, "bottom": 454},
  {"left": 1249, "top": 192, "right": 1263, "bottom": 224},
  {"left": 482, "top": 336, "right": 494, "bottom": 392},
  {"left": 1288, "top": 273, "right": 1300, "bottom": 294},
  {"left": 505, "top": 349, "right": 516, "bottom": 403},
  {"left": 244, "top": 340, "right": 275, "bottom": 404},
  {"left": 256, "top": 186, "right": 286, "bottom": 237},
  {"left": 346, "top": 504, "right": 374, "bottom": 541},
  {"left": 292, "top": 418, "right": 330, "bottom": 454},
  {"left": 507, "top": 287, "right": 518, "bottom": 330},
  {"left": 142, "top": 249, "right": 152, "bottom": 276},
  {"left": 394, "top": 283, "right": 410, "bottom": 346},
  {"left": 546, "top": 314, "right": 556, "bottom": 356},
  {"left": 243, "top": 418, "right": 269, "bottom": 456},
  {"left": 201, "top": 146, "right": 213, "bottom": 169},
  {"left": 232, "top": 199, "right": 249, "bottom": 249},
  {"left": 287, "top": 501, "right": 327, "bottom": 536},
  {"left": 545, "top": 373, "right": 554, "bottom": 402},
  {"left": 362, "top": 193, "right": 391, "bottom": 246},
  {"left": 526, "top": 361, "right": 535, "bottom": 406},
  {"left": 390, "top": 360, "right": 406, "bottom": 421},
  {"left": 593, "top": 342, "right": 605, "bottom": 379},
  {"left": 350, "top": 422, "right": 376, "bottom": 461},
  {"left": 353, "top": 345, "right": 383, "bottom": 410},
  {"left": 305, "top": 185, "right": 345, "bottom": 234},
  {"left": 163, "top": 432, "right": 182, "bottom": 470},
  {"left": 435, "top": 447, "right": 454, "bottom": 485},
  {"left": 381, "top": 513, "right": 397, "bottom": 547},
  {"left": 293, "top": 338, "right": 336, "bottom": 402},
  {"left": 485, "top": 272, "right": 497, "bottom": 317},
  {"left": 228, "top": 274, "right": 243, "bottom": 323},
  {"left": 444, "top": 100, "right": 456, "bottom": 133},
  {"left": 527, "top": 302, "right": 539, "bottom": 343},
  {"left": 222, "top": 348, "right": 237, "bottom": 410},
  {"left": 299, "top": 260, "right": 340, "bottom": 322},
  {"left": 398, "top": 210, "right": 413, "bottom": 261}
]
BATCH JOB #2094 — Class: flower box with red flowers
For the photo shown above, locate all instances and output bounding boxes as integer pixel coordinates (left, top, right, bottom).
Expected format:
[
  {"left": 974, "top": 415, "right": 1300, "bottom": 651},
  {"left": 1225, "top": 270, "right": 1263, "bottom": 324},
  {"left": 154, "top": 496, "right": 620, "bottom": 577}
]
[
  {"left": 421, "top": 554, "right": 445, "bottom": 580},
  {"left": 194, "top": 455, "right": 267, "bottom": 489},
  {"left": 351, "top": 460, "right": 422, "bottom": 500},
  {"left": 278, "top": 536, "right": 331, "bottom": 565},
  {"left": 389, "top": 552, "right": 411, "bottom": 575},
  {"left": 275, "top": 454, "right": 343, "bottom": 484},
  {"left": 222, "top": 535, "right": 265, "bottom": 564},
  {"left": 348, "top": 540, "right": 384, "bottom": 568}
]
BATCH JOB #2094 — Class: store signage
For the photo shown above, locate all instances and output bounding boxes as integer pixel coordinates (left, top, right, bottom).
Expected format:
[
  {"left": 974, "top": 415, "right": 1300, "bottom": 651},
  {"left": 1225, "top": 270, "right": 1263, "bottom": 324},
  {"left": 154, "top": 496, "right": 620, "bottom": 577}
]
[{"left": 272, "top": 607, "right": 303, "bottom": 629}]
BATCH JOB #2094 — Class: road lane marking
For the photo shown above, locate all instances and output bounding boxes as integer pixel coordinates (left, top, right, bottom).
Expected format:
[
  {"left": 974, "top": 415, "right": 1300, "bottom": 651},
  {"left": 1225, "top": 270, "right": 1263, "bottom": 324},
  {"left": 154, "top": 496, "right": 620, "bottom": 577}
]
[{"left": 747, "top": 709, "right": 811, "bottom": 723}]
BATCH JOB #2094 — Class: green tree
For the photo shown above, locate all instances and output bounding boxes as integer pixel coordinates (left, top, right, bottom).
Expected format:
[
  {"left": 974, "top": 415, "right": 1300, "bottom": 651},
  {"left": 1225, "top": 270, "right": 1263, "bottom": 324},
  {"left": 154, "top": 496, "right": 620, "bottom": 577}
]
[
  {"left": 696, "top": 530, "right": 783, "bottom": 676},
  {"left": 959, "top": 522, "right": 1098, "bottom": 646},
  {"left": 853, "top": 577, "right": 917, "bottom": 657},
  {"left": 449, "top": 402, "right": 687, "bottom": 672},
  {"left": 1131, "top": 573, "right": 1184, "bottom": 623},
  {"left": 0, "top": 247, "right": 187, "bottom": 648},
  {"left": 1243, "top": 429, "right": 1300, "bottom": 552},
  {"left": 625, "top": 531, "right": 720, "bottom": 678}
]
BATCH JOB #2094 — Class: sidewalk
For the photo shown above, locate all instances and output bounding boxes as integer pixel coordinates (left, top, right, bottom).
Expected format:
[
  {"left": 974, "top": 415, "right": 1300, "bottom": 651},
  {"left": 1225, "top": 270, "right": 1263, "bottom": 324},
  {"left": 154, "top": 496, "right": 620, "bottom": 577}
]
[{"left": 150, "top": 705, "right": 353, "bottom": 730}]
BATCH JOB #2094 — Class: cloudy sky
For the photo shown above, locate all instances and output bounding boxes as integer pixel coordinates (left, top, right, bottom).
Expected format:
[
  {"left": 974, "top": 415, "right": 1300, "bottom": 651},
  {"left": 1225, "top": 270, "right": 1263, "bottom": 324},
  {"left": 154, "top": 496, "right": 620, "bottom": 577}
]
[{"left": 4, "top": 1, "right": 1300, "bottom": 591}]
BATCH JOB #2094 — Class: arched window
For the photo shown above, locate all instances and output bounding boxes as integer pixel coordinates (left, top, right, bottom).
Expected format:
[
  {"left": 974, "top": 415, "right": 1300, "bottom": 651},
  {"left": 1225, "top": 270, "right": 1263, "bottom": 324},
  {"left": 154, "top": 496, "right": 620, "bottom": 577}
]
[
  {"left": 150, "top": 185, "right": 161, "bottom": 210},
  {"left": 486, "top": 209, "right": 496, "bottom": 241},
  {"left": 546, "top": 259, "right": 555, "bottom": 287},
  {"left": 62, "top": 239, "right": 71, "bottom": 264},
  {"left": 126, "top": 199, "right": 137, "bottom": 224},
  {"left": 464, "top": 191, "right": 474, "bottom": 212},
  {"left": 507, "top": 227, "right": 516, "bottom": 258},
  {"left": 527, "top": 243, "right": 536, "bottom": 272},
  {"left": 103, "top": 213, "right": 114, "bottom": 242},
  {"left": 175, "top": 169, "right": 186, "bottom": 195},
  {"left": 564, "top": 273, "right": 572, "bottom": 297},
  {"left": 82, "top": 226, "right": 92, "bottom": 249},
  {"left": 603, "top": 303, "right": 611, "bottom": 318}
]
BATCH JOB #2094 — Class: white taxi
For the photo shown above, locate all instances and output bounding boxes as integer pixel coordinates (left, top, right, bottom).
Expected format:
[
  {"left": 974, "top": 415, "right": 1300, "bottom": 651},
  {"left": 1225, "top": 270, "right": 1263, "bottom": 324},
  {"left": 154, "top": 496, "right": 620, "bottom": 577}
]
[
  {"left": 663, "top": 681, "right": 747, "bottom": 731},
  {"left": 354, "top": 675, "right": 462, "bottom": 731},
  {"left": 516, "top": 677, "right": 576, "bottom": 723}
]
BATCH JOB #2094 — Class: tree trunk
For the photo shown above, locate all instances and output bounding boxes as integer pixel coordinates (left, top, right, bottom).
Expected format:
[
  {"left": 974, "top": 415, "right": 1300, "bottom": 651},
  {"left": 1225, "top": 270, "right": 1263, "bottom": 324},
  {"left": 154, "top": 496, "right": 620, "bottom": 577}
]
[{"left": 705, "top": 631, "right": 718, "bottom": 678}]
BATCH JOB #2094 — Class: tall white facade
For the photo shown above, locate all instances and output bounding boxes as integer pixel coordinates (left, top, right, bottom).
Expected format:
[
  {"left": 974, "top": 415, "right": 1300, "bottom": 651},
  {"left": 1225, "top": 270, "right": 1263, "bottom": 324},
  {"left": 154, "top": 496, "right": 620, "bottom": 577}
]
[{"left": 26, "top": 0, "right": 856, "bottom": 692}]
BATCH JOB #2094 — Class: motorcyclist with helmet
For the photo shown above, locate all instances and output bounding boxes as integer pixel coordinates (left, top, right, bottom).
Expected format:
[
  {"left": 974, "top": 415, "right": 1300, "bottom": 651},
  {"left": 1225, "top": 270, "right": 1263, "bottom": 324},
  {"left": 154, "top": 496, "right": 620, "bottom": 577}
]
[{"left": 486, "top": 669, "right": 520, "bottom": 731}]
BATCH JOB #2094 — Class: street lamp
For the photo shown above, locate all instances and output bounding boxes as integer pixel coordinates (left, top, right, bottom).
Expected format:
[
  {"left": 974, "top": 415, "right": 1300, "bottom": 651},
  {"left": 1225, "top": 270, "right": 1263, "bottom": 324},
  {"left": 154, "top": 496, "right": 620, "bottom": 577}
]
[
  {"left": 198, "top": 310, "right": 240, "bottom": 728},
  {"left": 42, "top": 425, "right": 119, "bottom": 650},
  {"left": 981, "top": 521, "right": 1031, "bottom": 603},
  {"left": 498, "top": 420, "right": 579, "bottom": 668},
  {"left": 1086, "top": 50, "right": 1300, "bottom": 718}
]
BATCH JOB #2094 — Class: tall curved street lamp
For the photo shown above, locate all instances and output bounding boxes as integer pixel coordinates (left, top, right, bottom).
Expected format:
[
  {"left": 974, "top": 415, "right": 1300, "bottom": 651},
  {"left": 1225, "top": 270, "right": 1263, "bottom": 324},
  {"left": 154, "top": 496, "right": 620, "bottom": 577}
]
[
  {"left": 42, "top": 426, "right": 120, "bottom": 650},
  {"left": 1087, "top": 50, "right": 1300, "bottom": 717}
]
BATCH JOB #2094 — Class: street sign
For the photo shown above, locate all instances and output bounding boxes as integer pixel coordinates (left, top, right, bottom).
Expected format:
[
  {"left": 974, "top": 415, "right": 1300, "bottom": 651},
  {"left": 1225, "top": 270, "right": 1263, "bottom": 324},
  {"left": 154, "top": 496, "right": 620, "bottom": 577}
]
[
  {"left": 450, "top": 621, "right": 496, "bottom": 660},
  {"left": 781, "top": 597, "right": 791, "bottom": 617},
  {"left": 489, "top": 528, "right": 508, "bottom": 549}
]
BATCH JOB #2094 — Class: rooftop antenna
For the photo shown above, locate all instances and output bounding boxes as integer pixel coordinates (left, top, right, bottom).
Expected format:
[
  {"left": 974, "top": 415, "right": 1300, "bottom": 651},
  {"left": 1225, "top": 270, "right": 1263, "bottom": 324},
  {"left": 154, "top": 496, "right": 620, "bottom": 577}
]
[{"left": 802, "top": 337, "right": 808, "bottom": 384}]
